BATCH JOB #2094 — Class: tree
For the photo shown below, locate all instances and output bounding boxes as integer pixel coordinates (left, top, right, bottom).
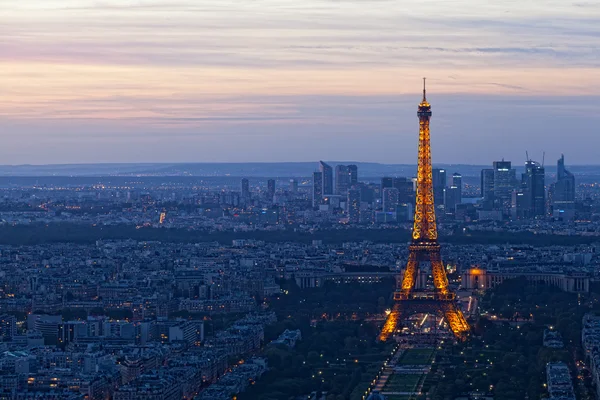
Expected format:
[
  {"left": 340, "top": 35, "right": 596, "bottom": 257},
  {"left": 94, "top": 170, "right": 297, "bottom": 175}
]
[{"left": 307, "top": 351, "right": 320, "bottom": 365}]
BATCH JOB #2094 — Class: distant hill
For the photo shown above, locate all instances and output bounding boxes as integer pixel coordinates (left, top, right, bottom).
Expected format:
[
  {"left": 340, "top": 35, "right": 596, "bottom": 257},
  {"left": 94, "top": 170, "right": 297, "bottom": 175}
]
[
  {"left": 0, "top": 161, "right": 584, "bottom": 177},
  {"left": 0, "top": 162, "right": 596, "bottom": 179}
]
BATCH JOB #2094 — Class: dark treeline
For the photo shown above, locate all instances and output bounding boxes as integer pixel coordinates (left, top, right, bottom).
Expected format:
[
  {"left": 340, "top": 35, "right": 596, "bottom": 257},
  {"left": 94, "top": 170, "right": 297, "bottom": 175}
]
[{"left": 0, "top": 223, "right": 596, "bottom": 246}]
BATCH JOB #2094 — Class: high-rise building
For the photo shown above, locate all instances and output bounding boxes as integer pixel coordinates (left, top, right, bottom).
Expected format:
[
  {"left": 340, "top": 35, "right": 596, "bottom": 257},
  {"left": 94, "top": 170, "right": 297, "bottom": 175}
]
[
  {"left": 382, "top": 187, "right": 399, "bottom": 213},
  {"left": 393, "top": 177, "right": 414, "bottom": 204},
  {"left": 359, "top": 183, "right": 376, "bottom": 203},
  {"left": 552, "top": 154, "right": 575, "bottom": 212},
  {"left": 522, "top": 160, "right": 545, "bottom": 217},
  {"left": 481, "top": 168, "right": 495, "bottom": 200},
  {"left": 511, "top": 190, "right": 527, "bottom": 219},
  {"left": 444, "top": 186, "right": 461, "bottom": 215},
  {"left": 319, "top": 161, "right": 333, "bottom": 196},
  {"left": 335, "top": 165, "right": 351, "bottom": 196},
  {"left": 267, "top": 179, "right": 276, "bottom": 200},
  {"left": 241, "top": 178, "right": 250, "bottom": 199},
  {"left": 381, "top": 177, "right": 413, "bottom": 204},
  {"left": 444, "top": 173, "right": 462, "bottom": 214},
  {"left": 432, "top": 168, "right": 447, "bottom": 206},
  {"left": 312, "top": 172, "right": 323, "bottom": 207},
  {"left": 381, "top": 177, "right": 394, "bottom": 190},
  {"left": 452, "top": 173, "right": 462, "bottom": 198},
  {"left": 492, "top": 160, "right": 516, "bottom": 212},
  {"left": 396, "top": 203, "right": 414, "bottom": 222},
  {"left": 334, "top": 164, "right": 359, "bottom": 196},
  {"left": 289, "top": 179, "right": 298, "bottom": 193},
  {"left": 348, "top": 165, "right": 358, "bottom": 185},
  {"left": 381, "top": 177, "right": 393, "bottom": 202},
  {"left": 347, "top": 189, "right": 361, "bottom": 224}
]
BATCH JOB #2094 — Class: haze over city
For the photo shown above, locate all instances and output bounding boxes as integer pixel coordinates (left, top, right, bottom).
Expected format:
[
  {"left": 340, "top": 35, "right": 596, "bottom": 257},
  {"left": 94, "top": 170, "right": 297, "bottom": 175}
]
[{"left": 2, "top": 0, "right": 600, "bottom": 165}]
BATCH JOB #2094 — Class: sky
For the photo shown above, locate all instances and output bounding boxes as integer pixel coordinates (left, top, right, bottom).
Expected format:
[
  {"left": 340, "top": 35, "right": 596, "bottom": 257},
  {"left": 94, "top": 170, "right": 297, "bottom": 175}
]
[{"left": 1, "top": 0, "right": 600, "bottom": 165}]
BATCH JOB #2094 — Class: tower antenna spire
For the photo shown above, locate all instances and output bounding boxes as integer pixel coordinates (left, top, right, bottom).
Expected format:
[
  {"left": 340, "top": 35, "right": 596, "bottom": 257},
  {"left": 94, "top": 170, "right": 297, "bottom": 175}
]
[{"left": 423, "top": 77, "right": 427, "bottom": 101}]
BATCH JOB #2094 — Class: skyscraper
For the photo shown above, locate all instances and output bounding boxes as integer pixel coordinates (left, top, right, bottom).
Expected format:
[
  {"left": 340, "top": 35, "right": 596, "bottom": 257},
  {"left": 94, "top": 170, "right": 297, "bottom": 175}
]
[
  {"left": 444, "top": 186, "right": 461, "bottom": 215},
  {"left": 382, "top": 187, "right": 399, "bottom": 213},
  {"left": 393, "top": 177, "right": 414, "bottom": 204},
  {"left": 432, "top": 168, "right": 447, "bottom": 206},
  {"left": 492, "top": 160, "right": 516, "bottom": 212},
  {"left": 335, "top": 164, "right": 358, "bottom": 195},
  {"left": 381, "top": 177, "right": 394, "bottom": 191},
  {"left": 522, "top": 160, "right": 545, "bottom": 217},
  {"left": 241, "top": 178, "right": 250, "bottom": 199},
  {"left": 319, "top": 161, "right": 333, "bottom": 196},
  {"left": 289, "top": 179, "right": 298, "bottom": 193},
  {"left": 553, "top": 154, "right": 575, "bottom": 212},
  {"left": 452, "top": 173, "right": 462, "bottom": 198},
  {"left": 511, "top": 190, "right": 527, "bottom": 219},
  {"left": 381, "top": 177, "right": 413, "bottom": 204},
  {"left": 347, "top": 188, "right": 361, "bottom": 224},
  {"left": 480, "top": 168, "right": 494, "bottom": 200},
  {"left": 444, "top": 172, "right": 462, "bottom": 215},
  {"left": 267, "top": 179, "right": 276, "bottom": 200},
  {"left": 312, "top": 172, "right": 323, "bottom": 207},
  {"left": 335, "top": 165, "right": 351, "bottom": 195},
  {"left": 348, "top": 165, "right": 358, "bottom": 185}
]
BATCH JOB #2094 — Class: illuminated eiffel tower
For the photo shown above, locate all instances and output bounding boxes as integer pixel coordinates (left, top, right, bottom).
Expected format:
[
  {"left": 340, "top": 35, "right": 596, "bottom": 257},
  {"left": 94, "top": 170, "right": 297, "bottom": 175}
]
[{"left": 379, "top": 79, "right": 470, "bottom": 342}]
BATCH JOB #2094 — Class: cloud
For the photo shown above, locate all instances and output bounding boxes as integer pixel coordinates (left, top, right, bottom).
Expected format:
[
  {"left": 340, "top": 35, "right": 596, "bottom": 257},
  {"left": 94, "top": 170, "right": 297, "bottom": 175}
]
[
  {"left": 572, "top": 1, "right": 600, "bottom": 8},
  {"left": 2, "top": 1, "right": 600, "bottom": 69},
  {"left": 483, "top": 83, "right": 527, "bottom": 91},
  {"left": 1, "top": 0, "right": 600, "bottom": 164}
]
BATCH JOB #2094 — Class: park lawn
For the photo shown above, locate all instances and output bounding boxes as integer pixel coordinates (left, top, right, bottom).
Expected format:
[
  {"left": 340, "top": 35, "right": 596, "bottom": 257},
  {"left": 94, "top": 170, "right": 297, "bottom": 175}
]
[
  {"left": 398, "top": 348, "right": 435, "bottom": 365},
  {"left": 383, "top": 373, "right": 423, "bottom": 392}
]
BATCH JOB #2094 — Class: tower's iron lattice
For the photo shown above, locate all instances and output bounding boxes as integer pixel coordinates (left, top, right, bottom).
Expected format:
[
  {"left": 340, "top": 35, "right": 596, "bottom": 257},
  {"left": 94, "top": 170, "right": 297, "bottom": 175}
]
[{"left": 379, "top": 79, "right": 471, "bottom": 342}]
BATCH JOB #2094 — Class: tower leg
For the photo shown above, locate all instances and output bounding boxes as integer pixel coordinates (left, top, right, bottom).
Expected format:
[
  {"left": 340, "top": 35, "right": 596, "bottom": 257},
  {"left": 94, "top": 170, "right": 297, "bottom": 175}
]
[
  {"left": 430, "top": 251, "right": 449, "bottom": 295},
  {"left": 379, "top": 304, "right": 402, "bottom": 342},
  {"left": 400, "top": 251, "right": 419, "bottom": 294},
  {"left": 442, "top": 303, "right": 469, "bottom": 341}
]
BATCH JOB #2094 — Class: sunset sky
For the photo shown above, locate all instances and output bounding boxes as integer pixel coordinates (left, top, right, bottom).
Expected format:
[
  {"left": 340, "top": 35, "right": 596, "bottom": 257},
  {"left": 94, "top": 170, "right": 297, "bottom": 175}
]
[{"left": 1, "top": 0, "right": 600, "bottom": 165}]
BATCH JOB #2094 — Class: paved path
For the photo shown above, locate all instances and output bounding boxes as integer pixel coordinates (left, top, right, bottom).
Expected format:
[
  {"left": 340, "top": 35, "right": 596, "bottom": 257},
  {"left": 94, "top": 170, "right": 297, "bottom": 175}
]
[
  {"left": 381, "top": 391, "right": 419, "bottom": 395},
  {"left": 374, "top": 344, "right": 436, "bottom": 398},
  {"left": 372, "top": 346, "right": 405, "bottom": 391}
]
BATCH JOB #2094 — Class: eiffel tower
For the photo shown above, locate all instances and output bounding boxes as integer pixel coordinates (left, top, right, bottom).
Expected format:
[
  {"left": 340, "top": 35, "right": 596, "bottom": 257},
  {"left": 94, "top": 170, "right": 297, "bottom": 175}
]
[{"left": 379, "top": 79, "right": 470, "bottom": 342}]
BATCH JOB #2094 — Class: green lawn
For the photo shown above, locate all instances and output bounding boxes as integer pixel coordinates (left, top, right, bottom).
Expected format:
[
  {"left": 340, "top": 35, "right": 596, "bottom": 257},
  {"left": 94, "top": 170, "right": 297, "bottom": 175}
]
[
  {"left": 383, "top": 373, "right": 423, "bottom": 392},
  {"left": 398, "top": 348, "right": 435, "bottom": 365}
]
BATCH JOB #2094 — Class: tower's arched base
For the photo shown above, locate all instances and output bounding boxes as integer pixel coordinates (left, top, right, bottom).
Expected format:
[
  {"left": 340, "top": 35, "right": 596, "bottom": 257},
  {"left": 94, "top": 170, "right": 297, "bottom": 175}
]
[{"left": 379, "top": 298, "right": 470, "bottom": 342}]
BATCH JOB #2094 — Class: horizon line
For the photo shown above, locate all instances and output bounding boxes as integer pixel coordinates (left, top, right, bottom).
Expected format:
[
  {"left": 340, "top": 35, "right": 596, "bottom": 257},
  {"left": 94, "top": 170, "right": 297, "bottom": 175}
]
[{"left": 0, "top": 160, "right": 592, "bottom": 168}]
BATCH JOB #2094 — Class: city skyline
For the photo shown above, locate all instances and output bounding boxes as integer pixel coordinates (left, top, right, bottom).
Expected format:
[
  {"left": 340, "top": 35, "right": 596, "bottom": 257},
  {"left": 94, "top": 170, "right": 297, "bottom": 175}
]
[{"left": 2, "top": 1, "right": 600, "bottom": 164}]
